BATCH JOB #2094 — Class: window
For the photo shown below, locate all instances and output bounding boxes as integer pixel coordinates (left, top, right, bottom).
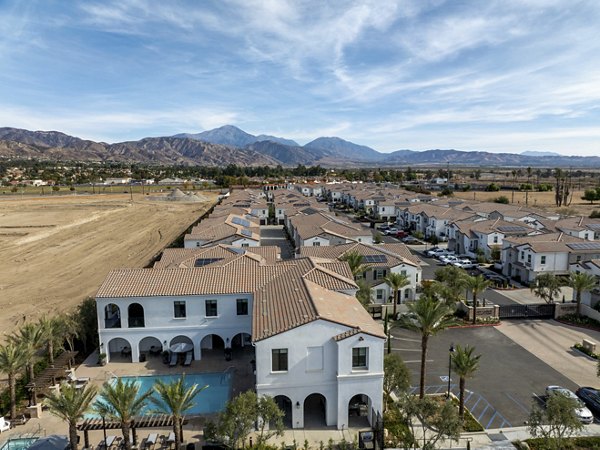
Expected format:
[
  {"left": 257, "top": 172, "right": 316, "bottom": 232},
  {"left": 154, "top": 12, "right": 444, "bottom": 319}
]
[
  {"left": 241, "top": 243, "right": 249, "bottom": 248},
  {"left": 376, "top": 289, "right": 384, "bottom": 301},
  {"left": 375, "top": 269, "right": 387, "bottom": 280},
  {"left": 527, "top": 255, "right": 531, "bottom": 264},
  {"left": 313, "top": 241, "right": 321, "bottom": 247},
  {"left": 196, "top": 242, "right": 201, "bottom": 247},
  {"left": 205, "top": 299, "right": 217, "bottom": 317},
  {"left": 404, "top": 289, "right": 410, "bottom": 299},
  {"left": 352, "top": 347, "right": 368, "bottom": 369},
  {"left": 272, "top": 348, "right": 288, "bottom": 371},
  {"left": 174, "top": 301, "right": 186, "bottom": 318},
  {"left": 541, "top": 256, "right": 546, "bottom": 265},
  {"left": 401, "top": 270, "right": 407, "bottom": 276},
  {"left": 415, "top": 273, "right": 419, "bottom": 283},
  {"left": 521, "top": 251, "right": 525, "bottom": 259},
  {"left": 493, "top": 236, "right": 498, "bottom": 243},
  {"left": 237, "top": 298, "right": 248, "bottom": 316}
]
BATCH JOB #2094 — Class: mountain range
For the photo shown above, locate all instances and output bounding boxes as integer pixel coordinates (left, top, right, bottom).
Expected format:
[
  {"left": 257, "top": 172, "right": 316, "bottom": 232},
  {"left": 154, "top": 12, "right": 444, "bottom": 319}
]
[{"left": 1, "top": 125, "right": 599, "bottom": 168}]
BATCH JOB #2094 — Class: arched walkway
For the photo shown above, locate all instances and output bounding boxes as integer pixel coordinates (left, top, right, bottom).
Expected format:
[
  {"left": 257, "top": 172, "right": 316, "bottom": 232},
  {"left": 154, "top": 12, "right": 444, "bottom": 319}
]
[
  {"left": 104, "top": 304, "right": 121, "bottom": 328},
  {"left": 139, "top": 336, "right": 162, "bottom": 359},
  {"left": 304, "top": 393, "right": 327, "bottom": 429},
  {"left": 231, "top": 332, "right": 251, "bottom": 349},
  {"left": 201, "top": 334, "right": 225, "bottom": 350},
  {"left": 107, "top": 337, "right": 132, "bottom": 362},
  {"left": 128, "top": 303, "right": 145, "bottom": 328},
  {"left": 348, "top": 394, "right": 372, "bottom": 428},
  {"left": 273, "top": 395, "right": 292, "bottom": 428}
]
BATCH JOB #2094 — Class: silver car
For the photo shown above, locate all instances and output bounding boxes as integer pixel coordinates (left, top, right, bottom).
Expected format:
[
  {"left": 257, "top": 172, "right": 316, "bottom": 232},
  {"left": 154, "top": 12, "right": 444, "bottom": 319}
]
[{"left": 545, "top": 386, "right": 594, "bottom": 424}]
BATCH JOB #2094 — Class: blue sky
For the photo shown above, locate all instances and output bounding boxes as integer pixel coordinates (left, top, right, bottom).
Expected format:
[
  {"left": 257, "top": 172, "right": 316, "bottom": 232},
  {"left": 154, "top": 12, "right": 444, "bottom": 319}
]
[{"left": 1, "top": 0, "right": 599, "bottom": 155}]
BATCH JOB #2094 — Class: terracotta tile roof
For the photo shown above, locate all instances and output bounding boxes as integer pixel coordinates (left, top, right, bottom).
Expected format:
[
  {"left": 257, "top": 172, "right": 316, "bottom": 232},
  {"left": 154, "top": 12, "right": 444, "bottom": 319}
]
[
  {"left": 299, "top": 242, "right": 421, "bottom": 267},
  {"left": 155, "top": 245, "right": 279, "bottom": 269}
]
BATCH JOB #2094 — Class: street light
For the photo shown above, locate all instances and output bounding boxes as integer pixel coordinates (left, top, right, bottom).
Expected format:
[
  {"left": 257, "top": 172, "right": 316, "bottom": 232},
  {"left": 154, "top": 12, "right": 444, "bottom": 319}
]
[{"left": 447, "top": 344, "right": 455, "bottom": 399}]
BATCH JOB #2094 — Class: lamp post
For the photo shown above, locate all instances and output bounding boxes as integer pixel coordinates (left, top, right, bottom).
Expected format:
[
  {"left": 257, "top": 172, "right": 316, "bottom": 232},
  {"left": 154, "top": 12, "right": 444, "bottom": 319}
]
[{"left": 447, "top": 344, "right": 455, "bottom": 399}]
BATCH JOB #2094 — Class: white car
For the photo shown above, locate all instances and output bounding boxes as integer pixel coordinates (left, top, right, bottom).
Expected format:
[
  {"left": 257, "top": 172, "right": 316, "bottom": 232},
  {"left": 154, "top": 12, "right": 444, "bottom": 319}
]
[
  {"left": 439, "top": 255, "right": 459, "bottom": 265},
  {"left": 383, "top": 227, "right": 399, "bottom": 235},
  {"left": 545, "top": 386, "right": 594, "bottom": 424},
  {"left": 426, "top": 247, "right": 444, "bottom": 257},
  {"left": 452, "top": 259, "right": 477, "bottom": 269}
]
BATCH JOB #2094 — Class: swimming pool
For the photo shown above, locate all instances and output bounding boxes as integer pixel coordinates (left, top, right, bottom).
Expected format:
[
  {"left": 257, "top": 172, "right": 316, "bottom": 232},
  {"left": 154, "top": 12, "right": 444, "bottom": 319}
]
[
  {"left": 88, "top": 373, "right": 231, "bottom": 417},
  {"left": 0, "top": 438, "right": 38, "bottom": 450}
]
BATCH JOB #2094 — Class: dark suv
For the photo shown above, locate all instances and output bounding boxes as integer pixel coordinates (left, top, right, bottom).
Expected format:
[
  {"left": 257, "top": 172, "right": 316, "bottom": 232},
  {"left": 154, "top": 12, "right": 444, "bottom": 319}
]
[{"left": 577, "top": 387, "right": 600, "bottom": 417}]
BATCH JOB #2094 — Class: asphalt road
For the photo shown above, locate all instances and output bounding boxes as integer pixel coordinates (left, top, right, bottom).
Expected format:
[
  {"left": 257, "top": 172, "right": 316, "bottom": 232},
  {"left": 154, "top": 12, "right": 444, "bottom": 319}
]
[{"left": 390, "top": 325, "right": 581, "bottom": 429}]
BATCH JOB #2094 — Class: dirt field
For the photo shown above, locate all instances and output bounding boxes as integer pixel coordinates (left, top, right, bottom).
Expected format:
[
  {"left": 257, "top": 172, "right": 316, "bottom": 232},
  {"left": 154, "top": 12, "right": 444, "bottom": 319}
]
[
  {"left": 453, "top": 189, "right": 595, "bottom": 216},
  {"left": 0, "top": 192, "right": 217, "bottom": 339}
]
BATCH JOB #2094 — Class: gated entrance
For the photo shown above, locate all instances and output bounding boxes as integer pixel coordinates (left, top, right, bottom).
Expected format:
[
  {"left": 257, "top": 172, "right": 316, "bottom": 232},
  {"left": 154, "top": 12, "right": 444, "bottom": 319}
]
[{"left": 498, "top": 303, "right": 555, "bottom": 319}]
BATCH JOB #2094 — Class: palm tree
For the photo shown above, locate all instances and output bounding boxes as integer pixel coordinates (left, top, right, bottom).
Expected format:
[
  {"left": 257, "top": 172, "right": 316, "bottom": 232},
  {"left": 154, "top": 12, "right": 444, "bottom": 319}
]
[
  {"left": 435, "top": 265, "right": 469, "bottom": 304},
  {"left": 464, "top": 275, "right": 492, "bottom": 324},
  {"left": 355, "top": 280, "right": 372, "bottom": 307},
  {"left": 45, "top": 383, "right": 98, "bottom": 450},
  {"left": 451, "top": 345, "right": 481, "bottom": 419},
  {"left": 569, "top": 272, "right": 597, "bottom": 316},
  {"left": 150, "top": 375, "right": 208, "bottom": 450},
  {"left": 395, "top": 296, "right": 458, "bottom": 398},
  {"left": 95, "top": 378, "right": 152, "bottom": 450},
  {"left": 38, "top": 316, "right": 64, "bottom": 365},
  {"left": 0, "top": 341, "right": 28, "bottom": 419},
  {"left": 530, "top": 273, "right": 563, "bottom": 304},
  {"left": 384, "top": 272, "right": 410, "bottom": 318},
  {"left": 10, "top": 322, "right": 46, "bottom": 386},
  {"left": 340, "top": 251, "right": 371, "bottom": 279}
]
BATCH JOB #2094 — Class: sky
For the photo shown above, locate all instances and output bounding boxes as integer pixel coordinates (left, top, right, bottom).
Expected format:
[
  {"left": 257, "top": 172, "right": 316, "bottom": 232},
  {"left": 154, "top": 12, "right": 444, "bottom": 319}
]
[{"left": 1, "top": 0, "right": 599, "bottom": 156}]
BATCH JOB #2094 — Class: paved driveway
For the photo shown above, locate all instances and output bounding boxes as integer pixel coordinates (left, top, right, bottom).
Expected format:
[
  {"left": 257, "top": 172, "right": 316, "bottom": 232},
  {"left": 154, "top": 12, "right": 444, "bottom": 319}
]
[
  {"left": 260, "top": 225, "right": 294, "bottom": 259},
  {"left": 390, "top": 324, "right": 580, "bottom": 428}
]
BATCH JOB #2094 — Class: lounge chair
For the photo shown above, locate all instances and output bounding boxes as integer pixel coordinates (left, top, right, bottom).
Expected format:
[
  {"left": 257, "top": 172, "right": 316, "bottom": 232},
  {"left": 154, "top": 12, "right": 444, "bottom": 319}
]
[
  {"left": 67, "top": 370, "right": 90, "bottom": 387},
  {"left": 166, "top": 432, "right": 175, "bottom": 449},
  {"left": 0, "top": 417, "right": 11, "bottom": 433},
  {"left": 11, "top": 414, "right": 28, "bottom": 426},
  {"left": 145, "top": 433, "right": 157, "bottom": 449},
  {"left": 169, "top": 352, "right": 178, "bottom": 367},
  {"left": 183, "top": 351, "right": 192, "bottom": 366}
]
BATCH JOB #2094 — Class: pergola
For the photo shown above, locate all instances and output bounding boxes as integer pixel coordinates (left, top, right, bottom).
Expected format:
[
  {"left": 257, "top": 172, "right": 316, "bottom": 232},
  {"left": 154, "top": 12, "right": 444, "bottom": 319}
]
[{"left": 25, "top": 351, "right": 78, "bottom": 405}]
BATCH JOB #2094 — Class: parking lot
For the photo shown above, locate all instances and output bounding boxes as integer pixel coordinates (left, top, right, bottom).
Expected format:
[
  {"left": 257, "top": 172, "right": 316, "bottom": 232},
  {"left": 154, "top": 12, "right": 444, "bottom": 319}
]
[{"left": 390, "top": 324, "right": 581, "bottom": 428}]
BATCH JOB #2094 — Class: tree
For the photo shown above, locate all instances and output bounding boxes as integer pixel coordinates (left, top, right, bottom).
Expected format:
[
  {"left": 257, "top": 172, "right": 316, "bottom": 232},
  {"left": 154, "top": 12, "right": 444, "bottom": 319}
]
[
  {"left": 38, "top": 316, "right": 64, "bottom": 365},
  {"left": 150, "top": 375, "right": 208, "bottom": 450},
  {"left": 44, "top": 383, "right": 98, "bottom": 450},
  {"left": 340, "top": 251, "right": 371, "bottom": 278},
  {"left": 395, "top": 296, "right": 458, "bottom": 398},
  {"left": 95, "top": 378, "right": 152, "bottom": 450},
  {"left": 582, "top": 189, "right": 599, "bottom": 204},
  {"left": 9, "top": 322, "right": 46, "bottom": 388},
  {"left": 451, "top": 345, "right": 481, "bottom": 419},
  {"left": 255, "top": 395, "right": 284, "bottom": 445},
  {"left": 355, "top": 280, "right": 372, "bottom": 307},
  {"left": 204, "top": 390, "right": 260, "bottom": 449},
  {"left": 383, "top": 354, "right": 410, "bottom": 411},
  {"left": 464, "top": 275, "right": 492, "bottom": 324},
  {"left": 435, "top": 266, "right": 468, "bottom": 303},
  {"left": 569, "top": 272, "right": 597, "bottom": 316},
  {"left": 395, "top": 394, "right": 461, "bottom": 450},
  {"left": 530, "top": 273, "right": 563, "bottom": 304},
  {"left": 0, "top": 342, "right": 28, "bottom": 419},
  {"left": 384, "top": 272, "right": 410, "bottom": 318},
  {"left": 528, "top": 392, "right": 583, "bottom": 450}
]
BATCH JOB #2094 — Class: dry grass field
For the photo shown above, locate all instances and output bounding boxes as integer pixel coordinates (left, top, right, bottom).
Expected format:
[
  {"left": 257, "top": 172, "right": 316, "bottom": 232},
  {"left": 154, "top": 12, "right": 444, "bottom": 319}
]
[
  {"left": 0, "top": 192, "right": 218, "bottom": 339},
  {"left": 453, "top": 189, "right": 595, "bottom": 216}
]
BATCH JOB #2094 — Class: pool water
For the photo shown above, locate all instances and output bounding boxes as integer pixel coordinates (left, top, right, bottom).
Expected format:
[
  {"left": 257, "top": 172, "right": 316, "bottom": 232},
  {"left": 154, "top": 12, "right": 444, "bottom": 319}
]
[
  {"left": 88, "top": 373, "right": 231, "bottom": 417},
  {"left": 0, "top": 438, "right": 38, "bottom": 450}
]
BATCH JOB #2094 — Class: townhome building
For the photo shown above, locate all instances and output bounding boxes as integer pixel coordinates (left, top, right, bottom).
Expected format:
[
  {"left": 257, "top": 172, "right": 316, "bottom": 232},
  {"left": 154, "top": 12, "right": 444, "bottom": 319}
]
[
  {"left": 555, "top": 216, "right": 600, "bottom": 241},
  {"left": 288, "top": 212, "right": 373, "bottom": 250},
  {"left": 95, "top": 253, "right": 384, "bottom": 430},
  {"left": 299, "top": 242, "right": 422, "bottom": 304},
  {"left": 184, "top": 214, "right": 261, "bottom": 248}
]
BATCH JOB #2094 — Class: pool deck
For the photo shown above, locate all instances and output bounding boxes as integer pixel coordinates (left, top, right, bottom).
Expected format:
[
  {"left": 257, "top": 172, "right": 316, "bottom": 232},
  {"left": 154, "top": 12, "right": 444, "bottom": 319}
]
[{"left": 1, "top": 346, "right": 367, "bottom": 449}]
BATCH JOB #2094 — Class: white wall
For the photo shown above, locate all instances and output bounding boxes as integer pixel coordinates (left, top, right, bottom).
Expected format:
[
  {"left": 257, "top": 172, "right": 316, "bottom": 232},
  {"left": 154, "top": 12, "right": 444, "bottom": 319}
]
[
  {"left": 255, "top": 320, "right": 384, "bottom": 429},
  {"left": 97, "top": 294, "right": 253, "bottom": 362}
]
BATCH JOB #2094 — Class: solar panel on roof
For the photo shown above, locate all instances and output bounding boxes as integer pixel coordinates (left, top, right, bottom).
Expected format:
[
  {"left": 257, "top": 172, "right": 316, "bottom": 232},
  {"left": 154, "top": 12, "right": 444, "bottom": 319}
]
[
  {"left": 497, "top": 226, "right": 527, "bottom": 232},
  {"left": 241, "top": 229, "right": 253, "bottom": 237},
  {"left": 232, "top": 217, "right": 251, "bottom": 228},
  {"left": 587, "top": 224, "right": 600, "bottom": 229},
  {"left": 363, "top": 254, "right": 386, "bottom": 263},
  {"left": 194, "top": 258, "right": 222, "bottom": 267},
  {"left": 567, "top": 242, "right": 600, "bottom": 250}
]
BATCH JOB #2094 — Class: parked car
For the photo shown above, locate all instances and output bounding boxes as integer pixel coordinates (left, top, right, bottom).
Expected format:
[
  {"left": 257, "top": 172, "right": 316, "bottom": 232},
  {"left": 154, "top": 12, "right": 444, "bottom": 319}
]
[
  {"left": 383, "top": 227, "right": 399, "bottom": 235},
  {"left": 402, "top": 237, "right": 422, "bottom": 245},
  {"left": 439, "top": 255, "right": 459, "bottom": 265},
  {"left": 394, "top": 230, "right": 408, "bottom": 239},
  {"left": 426, "top": 247, "right": 444, "bottom": 257},
  {"left": 436, "top": 250, "right": 454, "bottom": 259},
  {"left": 577, "top": 387, "right": 600, "bottom": 417},
  {"left": 377, "top": 224, "right": 391, "bottom": 231},
  {"left": 453, "top": 259, "right": 478, "bottom": 269},
  {"left": 546, "top": 386, "right": 594, "bottom": 424}
]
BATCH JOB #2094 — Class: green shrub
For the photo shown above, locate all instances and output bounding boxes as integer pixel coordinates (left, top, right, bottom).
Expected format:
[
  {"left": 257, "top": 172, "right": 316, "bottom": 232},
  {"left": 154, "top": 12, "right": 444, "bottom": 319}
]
[
  {"left": 493, "top": 196, "right": 510, "bottom": 204},
  {"left": 559, "top": 313, "right": 600, "bottom": 331},
  {"left": 573, "top": 342, "right": 599, "bottom": 359},
  {"left": 485, "top": 183, "right": 500, "bottom": 192}
]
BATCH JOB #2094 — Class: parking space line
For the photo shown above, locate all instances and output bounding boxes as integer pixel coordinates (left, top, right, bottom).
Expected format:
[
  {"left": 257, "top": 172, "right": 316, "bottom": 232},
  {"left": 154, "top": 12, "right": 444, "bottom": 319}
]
[
  {"left": 477, "top": 404, "right": 490, "bottom": 422},
  {"left": 504, "top": 391, "right": 530, "bottom": 414},
  {"left": 486, "top": 411, "right": 499, "bottom": 429}
]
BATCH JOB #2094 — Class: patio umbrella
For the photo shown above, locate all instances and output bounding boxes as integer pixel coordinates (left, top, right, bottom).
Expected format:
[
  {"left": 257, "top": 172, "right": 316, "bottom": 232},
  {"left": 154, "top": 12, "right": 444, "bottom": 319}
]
[
  {"left": 28, "top": 435, "right": 69, "bottom": 450},
  {"left": 169, "top": 342, "right": 193, "bottom": 353}
]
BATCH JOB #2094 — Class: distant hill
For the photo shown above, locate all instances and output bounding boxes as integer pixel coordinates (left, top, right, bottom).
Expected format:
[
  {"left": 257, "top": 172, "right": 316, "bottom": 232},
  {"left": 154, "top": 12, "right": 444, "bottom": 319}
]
[
  {"left": 2, "top": 125, "right": 600, "bottom": 168},
  {"left": 174, "top": 125, "right": 299, "bottom": 147},
  {"left": 304, "top": 136, "right": 385, "bottom": 161},
  {"left": 520, "top": 151, "right": 561, "bottom": 157}
]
